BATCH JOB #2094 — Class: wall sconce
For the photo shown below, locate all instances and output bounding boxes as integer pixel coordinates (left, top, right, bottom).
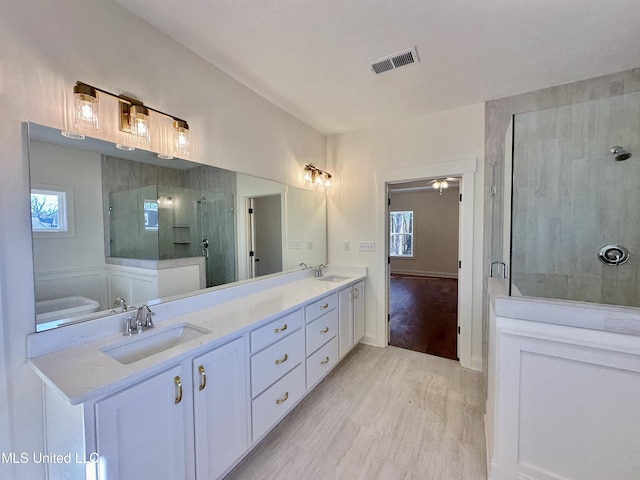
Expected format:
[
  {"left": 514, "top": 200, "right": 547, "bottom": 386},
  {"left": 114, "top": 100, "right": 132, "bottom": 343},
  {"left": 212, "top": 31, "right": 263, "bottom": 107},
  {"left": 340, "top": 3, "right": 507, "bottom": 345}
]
[
  {"left": 70, "top": 81, "right": 190, "bottom": 155},
  {"left": 73, "top": 84, "right": 99, "bottom": 131},
  {"left": 304, "top": 164, "right": 332, "bottom": 188}
]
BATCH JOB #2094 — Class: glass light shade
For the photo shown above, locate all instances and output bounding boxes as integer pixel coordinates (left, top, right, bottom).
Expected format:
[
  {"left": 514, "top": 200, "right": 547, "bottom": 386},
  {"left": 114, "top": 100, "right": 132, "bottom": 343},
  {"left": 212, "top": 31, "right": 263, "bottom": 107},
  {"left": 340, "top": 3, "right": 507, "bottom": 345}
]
[
  {"left": 324, "top": 175, "right": 332, "bottom": 188},
  {"left": 73, "top": 84, "right": 99, "bottom": 130},
  {"left": 304, "top": 171, "right": 312, "bottom": 182},
  {"left": 314, "top": 172, "right": 323, "bottom": 185},
  {"left": 129, "top": 105, "right": 150, "bottom": 145},
  {"left": 173, "top": 120, "right": 189, "bottom": 156}
]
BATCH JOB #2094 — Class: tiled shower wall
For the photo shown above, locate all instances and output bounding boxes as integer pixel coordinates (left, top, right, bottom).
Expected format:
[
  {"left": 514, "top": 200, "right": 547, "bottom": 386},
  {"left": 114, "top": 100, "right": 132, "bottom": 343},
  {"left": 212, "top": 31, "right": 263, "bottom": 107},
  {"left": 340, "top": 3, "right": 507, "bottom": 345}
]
[
  {"left": 511, "top": 92, "right": 640, "bottom": 306},
  {"left": 482, "top": 67, "right": 640, "bottom": 380}
]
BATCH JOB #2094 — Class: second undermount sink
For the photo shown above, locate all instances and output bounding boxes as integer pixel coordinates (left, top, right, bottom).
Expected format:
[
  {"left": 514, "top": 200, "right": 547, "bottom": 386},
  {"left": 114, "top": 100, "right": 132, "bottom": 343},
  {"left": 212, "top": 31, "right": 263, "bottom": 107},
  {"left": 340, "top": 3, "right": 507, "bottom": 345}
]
[
  {"left": 316, "top": 275, "right": 351, "bottom": 283},
  {"left": 101, "top": 323, "right": 211, "bottom": 365}
]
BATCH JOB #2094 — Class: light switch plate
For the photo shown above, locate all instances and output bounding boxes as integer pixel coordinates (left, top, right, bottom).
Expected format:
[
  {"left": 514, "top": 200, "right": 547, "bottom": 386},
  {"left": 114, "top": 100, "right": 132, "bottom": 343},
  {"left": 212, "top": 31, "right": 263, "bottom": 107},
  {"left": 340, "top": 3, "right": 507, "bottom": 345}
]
[
  {"left": 358, "top": 241, "right": 375, "bottom": 252},
  {"left": 288, "top": 240, "right": 301, "bottom": 249},
  {"left": 307, "top": 240, "right": 313, "bottom": 250},
  {"left": 344, "top": 240, "right": 350, "bottom": 251}
]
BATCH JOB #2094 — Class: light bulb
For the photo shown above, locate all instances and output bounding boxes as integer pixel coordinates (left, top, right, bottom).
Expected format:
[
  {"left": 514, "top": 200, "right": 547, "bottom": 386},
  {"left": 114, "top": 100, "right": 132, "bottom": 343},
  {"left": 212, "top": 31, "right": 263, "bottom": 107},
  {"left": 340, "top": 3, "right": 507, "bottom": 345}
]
[
  {"left": 73, "top": 84, "right": 99, "bottom": 131},
  {"left": 441, "top": 180, "right": 448, "bottom": 189},
  {"left": 129, "top": 105, "right": 150, "bottom": 145},
  {"left": 173, "top": 120, "right": 189, "bottom": 156}
]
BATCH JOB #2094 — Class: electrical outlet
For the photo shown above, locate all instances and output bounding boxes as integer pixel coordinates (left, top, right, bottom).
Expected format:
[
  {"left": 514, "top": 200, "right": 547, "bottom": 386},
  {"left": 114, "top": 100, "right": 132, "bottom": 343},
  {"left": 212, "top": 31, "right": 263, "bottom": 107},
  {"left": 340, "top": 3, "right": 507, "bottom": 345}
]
[
  {"left": 358, "top": 241, "right": 375, "bottom": 252},
  {"left": 307, "top": 240, "right": 313, "bottom": 250},
  {"left": 344, "top": 240, "right": 350, "bottom": 251},
  {"left": 288, "top": 240, "right": 301, "bottom": 249}
]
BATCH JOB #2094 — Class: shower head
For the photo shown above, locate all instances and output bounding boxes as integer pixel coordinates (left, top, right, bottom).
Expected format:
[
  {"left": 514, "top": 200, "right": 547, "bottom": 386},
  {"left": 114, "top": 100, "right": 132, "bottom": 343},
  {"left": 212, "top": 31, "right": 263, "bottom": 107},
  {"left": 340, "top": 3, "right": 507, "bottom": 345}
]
[{"left": 610, "top": 146, "right": 632, "bottom": 161}]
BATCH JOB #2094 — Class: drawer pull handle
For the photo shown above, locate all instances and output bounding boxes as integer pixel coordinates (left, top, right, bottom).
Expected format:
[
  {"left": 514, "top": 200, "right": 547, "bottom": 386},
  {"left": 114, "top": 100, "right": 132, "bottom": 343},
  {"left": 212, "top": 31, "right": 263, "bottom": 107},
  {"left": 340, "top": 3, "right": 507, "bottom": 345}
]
[
  {"left": 321, "top": 356, "right": 330, "bottom": 365},
  {"left": 198, "top": 365, "right": 207, "bottom": 391},
  {"left": 276, "top": 391, "right": 289, "bottom": 405},
  {"left": 320, "top": 327, "right": 329, "bottom": 334},
  {"left": 320, "top": 303, "right": 329, "bottom": 310},
  {"left": 275, "top": 353, "right": 289, "bottom": 365},
  {"left": 274, "top": 323, "right": 288, "bottom": 333},
  {"left": 354, "top": 287, "right": 359, "bottom": 299},
  {"left": 174, "top": 376, "right": 183, "bottom": 404}
]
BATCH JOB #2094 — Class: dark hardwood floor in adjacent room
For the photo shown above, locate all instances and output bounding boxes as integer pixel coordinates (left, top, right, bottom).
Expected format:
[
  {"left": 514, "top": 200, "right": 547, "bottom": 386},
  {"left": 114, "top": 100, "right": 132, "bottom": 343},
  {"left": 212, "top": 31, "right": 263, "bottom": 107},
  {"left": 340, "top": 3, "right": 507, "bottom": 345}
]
[{"left": 389, "top": 274, "right": 458, "bottom": 360}]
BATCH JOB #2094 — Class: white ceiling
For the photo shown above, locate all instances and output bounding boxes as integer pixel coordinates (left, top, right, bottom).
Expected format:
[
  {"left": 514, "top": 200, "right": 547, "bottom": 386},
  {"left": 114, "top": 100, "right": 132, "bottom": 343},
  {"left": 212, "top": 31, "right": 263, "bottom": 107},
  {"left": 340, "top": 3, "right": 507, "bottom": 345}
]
[{"left": 113, "top": 0, "right": 640, "bottom": 136}]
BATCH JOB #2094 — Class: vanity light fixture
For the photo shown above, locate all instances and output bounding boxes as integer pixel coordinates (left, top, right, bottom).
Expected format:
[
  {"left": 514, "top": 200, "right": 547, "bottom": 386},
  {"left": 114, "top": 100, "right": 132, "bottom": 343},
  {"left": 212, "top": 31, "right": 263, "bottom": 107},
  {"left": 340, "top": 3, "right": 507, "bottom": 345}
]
[
  {"left": 73, "top": 83, "right": 99, "bottom": 131},
  {"left": 70, "top": 81, "right": 190, "bottom": 155},
  {"left": 304, "top": 164, "right": 332, "bottom": 188}
]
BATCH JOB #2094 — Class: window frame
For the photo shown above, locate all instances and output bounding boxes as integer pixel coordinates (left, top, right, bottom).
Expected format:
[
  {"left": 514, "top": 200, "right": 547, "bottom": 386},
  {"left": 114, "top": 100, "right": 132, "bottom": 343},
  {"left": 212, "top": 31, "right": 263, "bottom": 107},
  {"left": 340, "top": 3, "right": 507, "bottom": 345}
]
[
  {"left": 31, "top": 184, "right": 75, "bottom": 238},
  {"left": 389, "top": 210, "right": 414, "bottom": 258}
]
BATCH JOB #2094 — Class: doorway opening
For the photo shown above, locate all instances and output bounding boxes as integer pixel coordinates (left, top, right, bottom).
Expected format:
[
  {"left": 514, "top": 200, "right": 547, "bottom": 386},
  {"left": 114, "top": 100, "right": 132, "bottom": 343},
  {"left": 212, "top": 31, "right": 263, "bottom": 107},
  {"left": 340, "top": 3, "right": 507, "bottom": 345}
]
[
  {"left": 388, "top": 178, "right": 460, "bottom": 360},
  {"left": 247, "top": 194, "right": 283, "bottom": 278}
]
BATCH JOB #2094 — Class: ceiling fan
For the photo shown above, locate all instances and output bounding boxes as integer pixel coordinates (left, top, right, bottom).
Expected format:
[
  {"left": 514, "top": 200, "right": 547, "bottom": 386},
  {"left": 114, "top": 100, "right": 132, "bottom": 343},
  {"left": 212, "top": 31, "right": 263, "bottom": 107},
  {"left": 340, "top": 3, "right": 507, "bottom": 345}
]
[{"left": 428, "top": 177, "right": 458, "bottom": 194}]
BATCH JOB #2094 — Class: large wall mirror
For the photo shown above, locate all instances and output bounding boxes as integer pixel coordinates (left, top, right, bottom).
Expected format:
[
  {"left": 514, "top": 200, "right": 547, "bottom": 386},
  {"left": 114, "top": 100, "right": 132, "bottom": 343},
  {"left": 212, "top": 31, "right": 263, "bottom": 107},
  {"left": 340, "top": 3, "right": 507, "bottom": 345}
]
[{"left": 28, "top": 123, "right": 327, "bottom": 332}]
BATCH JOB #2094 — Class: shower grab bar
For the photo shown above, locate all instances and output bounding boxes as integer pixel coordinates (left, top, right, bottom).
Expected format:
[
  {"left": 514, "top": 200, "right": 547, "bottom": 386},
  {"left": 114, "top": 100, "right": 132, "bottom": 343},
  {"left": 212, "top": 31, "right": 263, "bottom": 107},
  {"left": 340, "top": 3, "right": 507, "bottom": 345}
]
[{"left": 489, "top": 261, "right": 508, "bottom": 279}]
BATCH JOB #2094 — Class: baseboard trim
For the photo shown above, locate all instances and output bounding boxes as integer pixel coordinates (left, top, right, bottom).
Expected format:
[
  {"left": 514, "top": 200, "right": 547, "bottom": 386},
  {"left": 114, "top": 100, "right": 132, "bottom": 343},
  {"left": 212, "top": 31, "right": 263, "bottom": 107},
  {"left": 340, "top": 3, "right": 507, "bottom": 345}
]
[
  {"left": 471, "top": 355, "right": 483, "bottom": 372},
  {"left": 390, "top": 269, "right": 458, "bottom": 279},
  {"left": 361, "top": 333, "right": 382, "bottom": 348}
]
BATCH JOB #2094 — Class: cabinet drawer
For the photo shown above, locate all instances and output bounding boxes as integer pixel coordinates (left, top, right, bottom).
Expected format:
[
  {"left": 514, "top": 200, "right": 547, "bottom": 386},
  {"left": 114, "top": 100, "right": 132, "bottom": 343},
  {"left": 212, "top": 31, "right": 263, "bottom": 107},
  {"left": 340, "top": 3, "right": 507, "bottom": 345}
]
[
  {"left": 306, "top": 336, "right": 339, "bottom": 390},
  {"left": 305, "top": 292, "right": 338, "bottom": 323},
  {"left": 250, "top": 309, "right": 302, "bottom": 354},
  {"left": 251, "top": 329, "right": 304, "bottom": 397},
  {"left": 252, "top": 363, "right": 305, "bottom": 442},
  {"left": 306, "top": 308, "right": 338, "bottom": 356}
]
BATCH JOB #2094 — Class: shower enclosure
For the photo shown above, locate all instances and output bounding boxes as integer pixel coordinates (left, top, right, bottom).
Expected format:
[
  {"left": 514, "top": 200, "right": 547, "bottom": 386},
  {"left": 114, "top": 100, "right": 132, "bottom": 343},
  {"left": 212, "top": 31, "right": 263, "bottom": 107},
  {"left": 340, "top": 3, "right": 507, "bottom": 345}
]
[
  {"left": 509, "top": 91, "right": 640, "bottom": 307},
  {"left": 109, "top": 184, "right": 236, "bottom": 287}
]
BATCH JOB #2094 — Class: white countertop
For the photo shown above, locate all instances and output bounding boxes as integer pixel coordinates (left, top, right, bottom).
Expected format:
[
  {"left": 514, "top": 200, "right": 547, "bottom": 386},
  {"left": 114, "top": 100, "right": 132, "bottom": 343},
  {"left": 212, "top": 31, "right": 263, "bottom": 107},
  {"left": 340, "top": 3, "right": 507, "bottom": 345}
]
[{"left": 29, "top": 267, "right": 366, "bottom": 405}]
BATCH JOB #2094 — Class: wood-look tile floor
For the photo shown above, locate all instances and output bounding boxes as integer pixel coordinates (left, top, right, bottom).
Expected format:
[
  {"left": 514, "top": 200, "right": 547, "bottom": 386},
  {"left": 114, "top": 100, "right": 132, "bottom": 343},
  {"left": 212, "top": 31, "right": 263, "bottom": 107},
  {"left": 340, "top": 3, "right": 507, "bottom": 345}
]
[{"left": 225, "top": 344, "right": 487, "bottom": 480}]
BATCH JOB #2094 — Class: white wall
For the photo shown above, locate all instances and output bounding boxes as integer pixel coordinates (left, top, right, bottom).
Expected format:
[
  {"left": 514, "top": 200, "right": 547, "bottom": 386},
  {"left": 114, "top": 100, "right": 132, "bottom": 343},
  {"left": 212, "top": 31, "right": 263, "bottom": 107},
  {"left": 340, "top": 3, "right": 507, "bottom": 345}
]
[
  {"left": 0, "top": 1, "right": 325, "bottom": 478},
  {"left": 327, "top": 103, "right": 485, "bottom": 369},
  {"left": 30, "top": 141, "right": 105, "bottom": 272}
]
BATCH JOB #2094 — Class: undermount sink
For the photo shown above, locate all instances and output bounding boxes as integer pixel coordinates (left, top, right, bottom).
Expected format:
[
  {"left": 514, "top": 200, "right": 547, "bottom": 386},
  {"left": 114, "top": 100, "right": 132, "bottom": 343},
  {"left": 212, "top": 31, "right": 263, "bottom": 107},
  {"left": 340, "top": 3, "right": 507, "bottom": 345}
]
[
  {"left": 101, "top": 323, "right": 211, "bottom": 365},
  {"left": 316, "top": 275, "right": 351, "bottom": 283}
]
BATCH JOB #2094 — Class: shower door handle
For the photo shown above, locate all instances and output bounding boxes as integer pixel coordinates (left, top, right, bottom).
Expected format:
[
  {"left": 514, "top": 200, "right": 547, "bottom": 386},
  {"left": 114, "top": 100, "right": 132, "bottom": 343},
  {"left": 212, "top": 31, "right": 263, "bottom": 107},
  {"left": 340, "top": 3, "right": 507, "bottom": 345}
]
[{"left": 201, "top": 239, "right": 209, "bottom": 258}]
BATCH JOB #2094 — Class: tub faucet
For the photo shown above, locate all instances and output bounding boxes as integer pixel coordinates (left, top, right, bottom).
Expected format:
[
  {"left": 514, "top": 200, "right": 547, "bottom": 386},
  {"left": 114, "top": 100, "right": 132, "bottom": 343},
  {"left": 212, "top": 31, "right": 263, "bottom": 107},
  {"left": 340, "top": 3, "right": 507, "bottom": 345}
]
[
  {"left": 299, "top": 262, "right": 309, "bottom": 270},
  {"left": 314, "top": 264, "right": 326, "bottom": 278}
]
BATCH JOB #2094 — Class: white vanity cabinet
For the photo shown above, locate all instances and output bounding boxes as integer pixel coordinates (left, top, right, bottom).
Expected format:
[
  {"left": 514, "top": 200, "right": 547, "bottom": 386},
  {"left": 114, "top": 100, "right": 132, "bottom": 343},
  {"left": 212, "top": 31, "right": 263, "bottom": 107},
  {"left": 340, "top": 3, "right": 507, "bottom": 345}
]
[
  {"left": 305, "top": 292, "right": 339, "bottom": 388},
  {"left": 338, "top": 280, "right": 365, "bottom": 358},
  {"left": 249, "top": 309, "right": 306, "bottom": 442},
  {"left": 95, "top": 365, "right": 193, "bottom": 480},
  {"left": 192, "top": 336, "right": 249, "bottom": 480}
]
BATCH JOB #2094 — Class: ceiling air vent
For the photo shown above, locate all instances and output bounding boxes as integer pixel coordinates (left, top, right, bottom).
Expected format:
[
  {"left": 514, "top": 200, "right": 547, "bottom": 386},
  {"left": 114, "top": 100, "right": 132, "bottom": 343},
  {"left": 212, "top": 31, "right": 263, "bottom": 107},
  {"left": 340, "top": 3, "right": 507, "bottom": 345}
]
[{"left": 369, "top": 47, "right": 420, "bottom": 75}]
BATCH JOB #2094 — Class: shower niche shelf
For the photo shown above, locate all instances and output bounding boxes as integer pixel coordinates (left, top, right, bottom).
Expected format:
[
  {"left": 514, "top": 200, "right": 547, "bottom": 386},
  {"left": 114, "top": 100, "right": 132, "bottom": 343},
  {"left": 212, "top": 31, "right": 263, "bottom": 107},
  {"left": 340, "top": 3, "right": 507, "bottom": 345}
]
[{"left": 173, "top": 225, "right": 191, "bottom": 244}]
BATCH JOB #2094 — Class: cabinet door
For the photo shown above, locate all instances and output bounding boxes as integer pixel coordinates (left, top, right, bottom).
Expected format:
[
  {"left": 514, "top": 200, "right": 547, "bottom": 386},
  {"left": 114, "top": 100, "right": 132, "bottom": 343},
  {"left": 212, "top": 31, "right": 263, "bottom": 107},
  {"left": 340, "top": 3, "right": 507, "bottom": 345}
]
[
  {"left": 95, "top": 365, "right": 190, "bottom": 480},
  {"left": 339, "top": 286, "right": 354, "bottom": 358},
  {"left": 193, "top": 337, "right": 249, "bottom": 480},
  {"left": 353, "top": 281, "right": 365, "bottom": 344}
]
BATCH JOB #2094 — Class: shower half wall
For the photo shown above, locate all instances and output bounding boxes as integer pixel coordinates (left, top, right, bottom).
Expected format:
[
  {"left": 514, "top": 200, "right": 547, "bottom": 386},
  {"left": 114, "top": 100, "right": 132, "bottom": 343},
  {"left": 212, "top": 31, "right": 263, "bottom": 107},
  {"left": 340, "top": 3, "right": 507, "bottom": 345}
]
[{"left": 510, "top": 91, "right": 640, "bottom": 307}]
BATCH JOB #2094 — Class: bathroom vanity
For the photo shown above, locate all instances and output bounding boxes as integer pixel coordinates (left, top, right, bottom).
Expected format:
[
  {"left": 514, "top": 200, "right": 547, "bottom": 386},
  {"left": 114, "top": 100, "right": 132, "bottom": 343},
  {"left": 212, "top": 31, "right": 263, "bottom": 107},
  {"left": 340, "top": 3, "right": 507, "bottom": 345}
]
[{"left": 28, "top": 267, "right": 366, "bottom": 480}]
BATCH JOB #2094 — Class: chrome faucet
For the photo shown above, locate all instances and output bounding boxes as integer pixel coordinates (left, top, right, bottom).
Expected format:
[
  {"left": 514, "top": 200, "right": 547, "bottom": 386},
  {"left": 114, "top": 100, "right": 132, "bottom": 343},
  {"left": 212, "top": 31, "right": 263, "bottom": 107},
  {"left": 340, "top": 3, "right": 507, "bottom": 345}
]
[
  {"left": 136, "top": 305, "right": 156, "bottom": 330},
  {"left": 299, "top": 262, "right": 309, "bottom": 270},
  {"left": 314, "top": 264, "right": 326, "bottom": 278},
  {"left": 123, "top": 305, "right": 155, "bottom": 336},
  {"left": 112, "top": 297, "right": 131, "bottom": 314}
]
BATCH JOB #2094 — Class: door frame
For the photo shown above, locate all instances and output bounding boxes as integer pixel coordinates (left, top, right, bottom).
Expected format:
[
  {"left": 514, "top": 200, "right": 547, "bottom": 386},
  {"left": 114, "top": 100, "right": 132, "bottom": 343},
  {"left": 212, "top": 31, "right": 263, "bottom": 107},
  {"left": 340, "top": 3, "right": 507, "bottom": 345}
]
[{"left": 376, "top": 158, "right": 476, "bottom": 368}]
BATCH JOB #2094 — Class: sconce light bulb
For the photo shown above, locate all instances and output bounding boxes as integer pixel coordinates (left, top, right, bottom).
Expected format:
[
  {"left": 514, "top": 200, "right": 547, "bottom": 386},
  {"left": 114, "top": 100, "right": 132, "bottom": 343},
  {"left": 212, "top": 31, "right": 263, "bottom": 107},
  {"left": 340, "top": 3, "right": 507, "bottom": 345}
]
[
  {"left": 173, "top": 120, "right": 189, "bottom": 156},
  {"left": 304, "top": 171, "right": 312, "bottom": 182},
  {"left": 73, "top": 84, "right": 99, "bottom": 131},
  {"left": 129, "top": 105, "right": 151, "bottom": 145}
]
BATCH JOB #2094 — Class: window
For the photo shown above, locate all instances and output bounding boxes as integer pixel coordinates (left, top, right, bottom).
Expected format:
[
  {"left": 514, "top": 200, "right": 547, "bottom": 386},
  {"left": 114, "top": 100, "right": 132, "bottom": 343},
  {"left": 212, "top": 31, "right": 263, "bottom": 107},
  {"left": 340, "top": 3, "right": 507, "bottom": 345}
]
[
  {"left": 144, "top": 200, "right": 159, "bottom": 230},
  {"left": 31, "top": 185, "right": 75, "bottom": 237},
  {"left": 390, "top": 210, "right": 413, "bottom": 257}
]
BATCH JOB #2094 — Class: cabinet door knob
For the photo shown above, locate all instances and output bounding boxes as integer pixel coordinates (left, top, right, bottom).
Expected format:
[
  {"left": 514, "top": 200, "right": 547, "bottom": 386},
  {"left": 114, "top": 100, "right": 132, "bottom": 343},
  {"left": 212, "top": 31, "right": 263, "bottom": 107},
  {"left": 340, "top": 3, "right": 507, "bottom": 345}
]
[
  {"left": 321, "top": 356, "right": 330, "bottom": 365},
  {"left": 198, "top": 365, "right": 207, "bottom": 391},
  {"left": 275, "top": 353, "right": 289, "bottom": 365},
  {"left": 274, "top": 323, "right": 288, "bottom": 333},
  {"left": 276, "top": 391, "right": 289, "bottom": 405},
  {"left": 320, "top": 327, "right": 329, "bottom": 334},
  {"left": 174, "top": 376, "right": 183, "bottom": 404},
  {"left": 320, "top": 303, "right": 329, "bottom": 310}
]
